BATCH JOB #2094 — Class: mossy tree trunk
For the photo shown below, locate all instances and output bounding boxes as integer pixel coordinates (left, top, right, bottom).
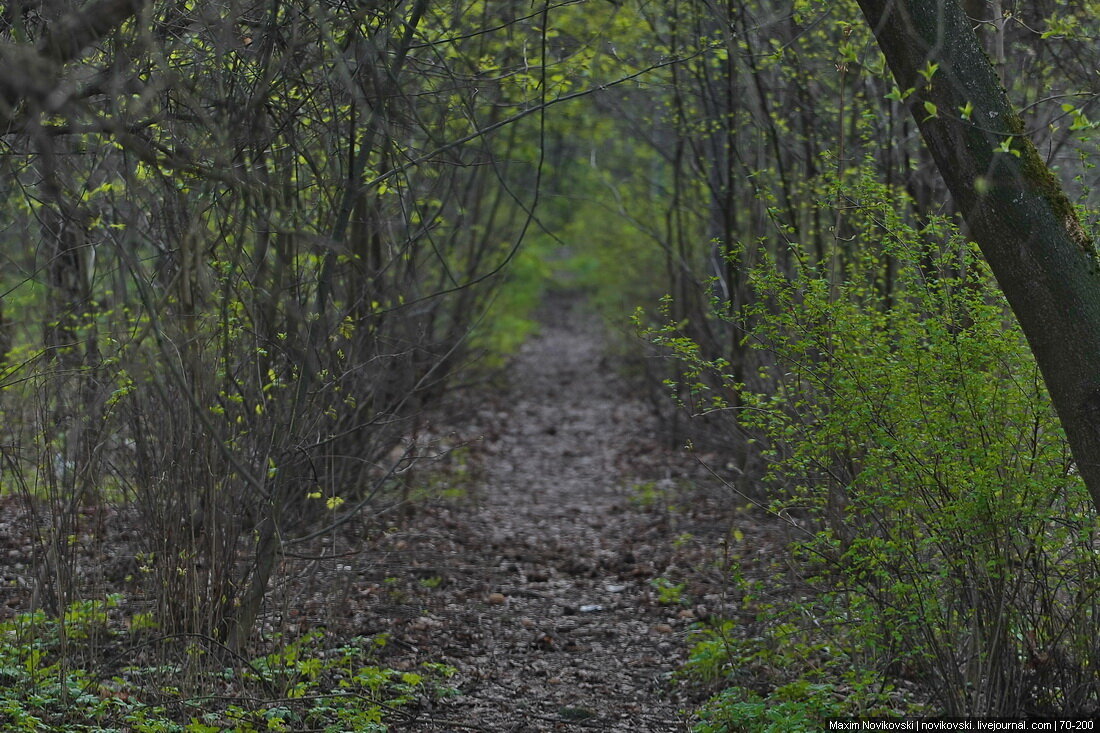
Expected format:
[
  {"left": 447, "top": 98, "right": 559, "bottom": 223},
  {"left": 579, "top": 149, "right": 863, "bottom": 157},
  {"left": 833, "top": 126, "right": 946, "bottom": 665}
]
[{"left": 856, "top": 0, "right": 1100, "bottom": 510}]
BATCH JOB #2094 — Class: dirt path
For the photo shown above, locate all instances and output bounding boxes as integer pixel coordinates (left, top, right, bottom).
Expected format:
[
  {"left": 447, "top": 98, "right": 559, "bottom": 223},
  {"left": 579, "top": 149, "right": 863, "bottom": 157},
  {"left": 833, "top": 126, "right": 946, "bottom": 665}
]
[{"left": 376, "top": 294, "right": 702, "bottom": 730}]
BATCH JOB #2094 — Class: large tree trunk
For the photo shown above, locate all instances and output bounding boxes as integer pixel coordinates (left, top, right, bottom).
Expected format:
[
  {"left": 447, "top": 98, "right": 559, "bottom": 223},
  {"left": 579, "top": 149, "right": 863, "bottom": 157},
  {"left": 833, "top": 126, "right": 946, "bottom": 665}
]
[{"left": 855, "top": 0, "right": 1100, "bottom": 509}]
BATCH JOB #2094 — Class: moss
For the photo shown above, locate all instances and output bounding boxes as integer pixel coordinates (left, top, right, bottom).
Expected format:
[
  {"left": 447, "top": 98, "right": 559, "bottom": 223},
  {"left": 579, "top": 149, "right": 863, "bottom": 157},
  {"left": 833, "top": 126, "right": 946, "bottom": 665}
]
[{"left": 1006, "top": 110, "right": 1096, "bottom": 260}]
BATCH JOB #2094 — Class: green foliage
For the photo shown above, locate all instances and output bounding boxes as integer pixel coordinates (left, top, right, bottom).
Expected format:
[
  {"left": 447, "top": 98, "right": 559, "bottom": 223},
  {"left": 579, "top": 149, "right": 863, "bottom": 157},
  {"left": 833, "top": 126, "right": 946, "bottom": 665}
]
[
  {"left": 0, "top": 599, "right": 456, "bottom": 732},
  {"left": 651, "top": 577, "right": 688, "bottom": 606},
  {"left": 627, "top": 480, "right": 663, "bottom": 508},
  {"left": 683, "top": 611, "right": 921, "bottom": 728},
  {"left": 648, "top": 172, "right": 1100, "bottom": 715},
  {"left": 0, "top": 0, "right": 602, "bottom": 647},
  {"left": 693, "top": 670, "right": 907, "bottom": 733},
  {"left": 470, "top": 243, "right": 551, "bottom": 367},
  {"left": 2, "top": 0, "right": 1098, "bottom": 725},
  {"left": 694, "top": 686, "right": 839, "bottom": 733}
]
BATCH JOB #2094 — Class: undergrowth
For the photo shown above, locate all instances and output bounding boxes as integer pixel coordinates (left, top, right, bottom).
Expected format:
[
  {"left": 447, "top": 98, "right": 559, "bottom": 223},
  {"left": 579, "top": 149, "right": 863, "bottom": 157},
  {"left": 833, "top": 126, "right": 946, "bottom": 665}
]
[
  {"left": 646, "top": 174, "right": 1100, "bottom": 721},
  {"left": 0, "top": 596, "right": 456, "bottom": 731}
]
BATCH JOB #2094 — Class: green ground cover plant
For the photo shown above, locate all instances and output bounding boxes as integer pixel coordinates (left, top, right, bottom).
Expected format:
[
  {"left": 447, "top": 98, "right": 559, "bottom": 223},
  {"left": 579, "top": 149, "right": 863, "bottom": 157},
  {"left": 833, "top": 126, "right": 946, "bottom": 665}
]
[{"left": 0, "top": 597, "right": 456, "bottom": 731}]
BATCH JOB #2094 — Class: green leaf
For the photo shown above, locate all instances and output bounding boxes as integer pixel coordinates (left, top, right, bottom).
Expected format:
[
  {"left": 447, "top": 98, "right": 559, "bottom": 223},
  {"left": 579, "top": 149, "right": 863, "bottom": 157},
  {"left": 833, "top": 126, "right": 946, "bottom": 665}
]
[{"left": 918, "top": 61, "right": 939, "bottom": 81}]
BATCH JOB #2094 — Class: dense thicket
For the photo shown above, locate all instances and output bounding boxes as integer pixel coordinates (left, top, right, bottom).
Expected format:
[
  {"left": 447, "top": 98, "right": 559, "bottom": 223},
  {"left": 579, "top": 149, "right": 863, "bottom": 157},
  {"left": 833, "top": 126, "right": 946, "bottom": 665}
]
[{"left": 0, "top": 0, "right": 560, "bottom": 648}]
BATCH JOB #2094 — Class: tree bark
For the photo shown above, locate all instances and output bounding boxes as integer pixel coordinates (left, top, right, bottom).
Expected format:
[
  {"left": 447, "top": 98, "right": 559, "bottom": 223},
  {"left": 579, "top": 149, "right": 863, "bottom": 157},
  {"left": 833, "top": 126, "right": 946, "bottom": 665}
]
[{"left": 855, "top": 0, "right": 1100, "bottom": 509}]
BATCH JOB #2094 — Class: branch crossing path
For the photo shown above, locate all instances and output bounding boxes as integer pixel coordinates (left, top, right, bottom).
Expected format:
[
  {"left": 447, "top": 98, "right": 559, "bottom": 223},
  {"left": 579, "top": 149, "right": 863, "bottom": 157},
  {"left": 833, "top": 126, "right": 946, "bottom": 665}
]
[{"left": 372, "top": 294, "right": 701, "bottom": 731}]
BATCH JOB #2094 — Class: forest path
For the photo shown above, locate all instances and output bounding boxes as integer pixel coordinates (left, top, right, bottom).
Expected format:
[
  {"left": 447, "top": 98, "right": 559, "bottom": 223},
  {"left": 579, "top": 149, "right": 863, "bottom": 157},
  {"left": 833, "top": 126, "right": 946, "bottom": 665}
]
[{"left": 378, "top": 292, "right": 703, "bottom": 731}]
